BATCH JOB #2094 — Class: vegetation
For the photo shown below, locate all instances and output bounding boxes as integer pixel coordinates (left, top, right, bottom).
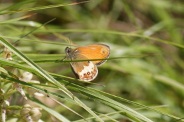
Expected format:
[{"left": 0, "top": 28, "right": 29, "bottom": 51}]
[{"left": 0, "top": 0, "right": 184, "bottom": 122}]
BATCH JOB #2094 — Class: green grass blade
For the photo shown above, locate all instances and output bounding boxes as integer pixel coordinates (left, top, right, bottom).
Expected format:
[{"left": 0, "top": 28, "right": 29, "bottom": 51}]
[{"left": 0, "top": 37, "right": 104, "bottom": 122}]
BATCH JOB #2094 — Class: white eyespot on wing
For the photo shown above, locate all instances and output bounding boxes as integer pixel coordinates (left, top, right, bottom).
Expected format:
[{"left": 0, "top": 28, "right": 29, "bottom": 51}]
[{"left": 78, "top": 61, "right": 98, "bottom": 82}]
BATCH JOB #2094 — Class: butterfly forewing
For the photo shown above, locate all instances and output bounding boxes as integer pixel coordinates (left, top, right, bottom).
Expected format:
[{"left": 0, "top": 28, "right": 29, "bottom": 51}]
[{"left": 74, "top": 44, "right": 110, "bottom": 65}]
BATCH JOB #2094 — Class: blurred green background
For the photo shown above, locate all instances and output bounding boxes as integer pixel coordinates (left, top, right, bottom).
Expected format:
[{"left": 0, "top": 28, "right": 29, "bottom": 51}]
[{"left": 0, "top": 0, "right": 184, "bottom": 122}]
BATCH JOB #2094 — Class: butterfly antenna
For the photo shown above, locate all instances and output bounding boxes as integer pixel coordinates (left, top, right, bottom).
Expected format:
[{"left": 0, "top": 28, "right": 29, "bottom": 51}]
[
  {"left": 65, "top": 36, "right": 76, "bottom": 48},
  {"left": 14, "top": 18, "right": 56, "bottom": 45}
]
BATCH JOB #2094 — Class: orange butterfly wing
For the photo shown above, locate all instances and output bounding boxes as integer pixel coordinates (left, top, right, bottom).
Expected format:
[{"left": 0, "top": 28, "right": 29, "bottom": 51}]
[{"left": 74, "top": 44, "right": 110, "bottom": 65}]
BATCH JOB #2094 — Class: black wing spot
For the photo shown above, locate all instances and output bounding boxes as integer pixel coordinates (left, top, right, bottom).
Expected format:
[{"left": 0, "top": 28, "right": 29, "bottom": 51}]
[{"left": 87, "top": 72, "right": 90, "bottom": 75}]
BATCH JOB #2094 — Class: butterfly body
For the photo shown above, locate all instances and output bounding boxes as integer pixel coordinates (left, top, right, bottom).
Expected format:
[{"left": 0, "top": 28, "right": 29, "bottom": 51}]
[{"left": 65, "top": 44, "right": 110, "bottom": 82}]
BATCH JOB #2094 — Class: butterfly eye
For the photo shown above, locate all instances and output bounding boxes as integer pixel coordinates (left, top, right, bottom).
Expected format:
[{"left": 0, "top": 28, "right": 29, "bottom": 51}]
[{"left": 65, "top": 47, "right": 72, "bottom": 54}]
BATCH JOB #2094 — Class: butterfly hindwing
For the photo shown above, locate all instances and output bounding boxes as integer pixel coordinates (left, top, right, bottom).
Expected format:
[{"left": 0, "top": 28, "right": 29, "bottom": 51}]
[{"left": 69, "top": 54, "right": 98, "bottom": 82}]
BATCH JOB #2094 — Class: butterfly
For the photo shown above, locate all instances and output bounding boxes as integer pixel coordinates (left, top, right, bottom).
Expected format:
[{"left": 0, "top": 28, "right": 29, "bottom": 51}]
[{"left": 65, "top": 44, "right": 110, "bottom": 82}]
